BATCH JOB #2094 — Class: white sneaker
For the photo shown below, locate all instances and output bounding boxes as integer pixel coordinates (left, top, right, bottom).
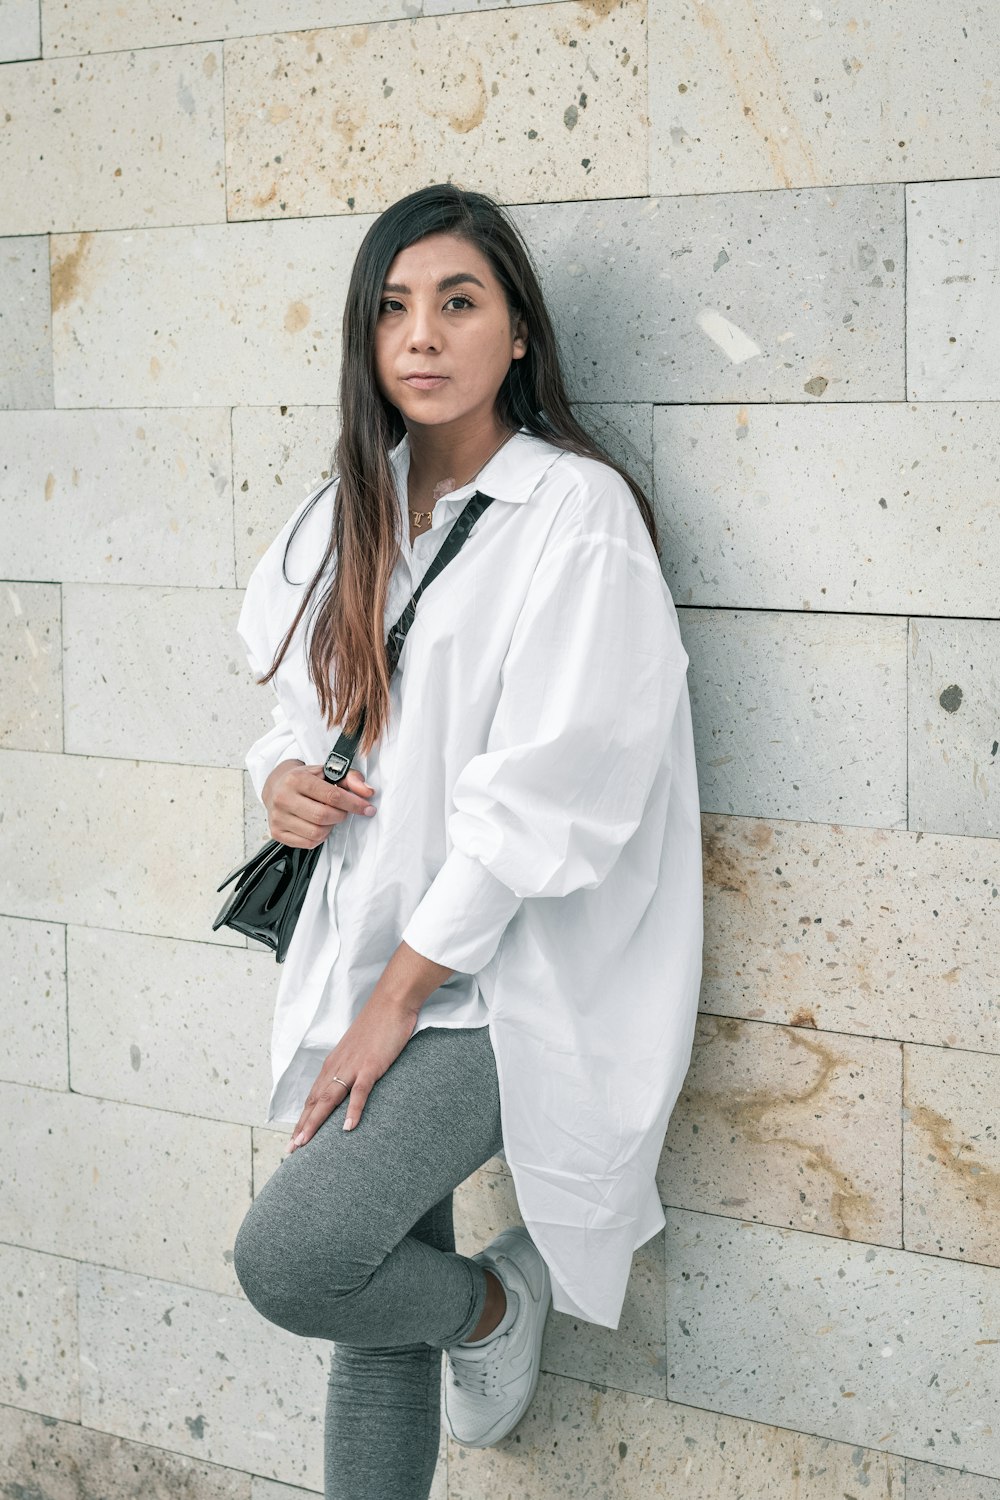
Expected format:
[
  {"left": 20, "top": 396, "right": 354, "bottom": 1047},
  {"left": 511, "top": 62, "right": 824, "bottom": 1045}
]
[{"left": 443, "top": 1225, "right": 552, "bottom": 1449}]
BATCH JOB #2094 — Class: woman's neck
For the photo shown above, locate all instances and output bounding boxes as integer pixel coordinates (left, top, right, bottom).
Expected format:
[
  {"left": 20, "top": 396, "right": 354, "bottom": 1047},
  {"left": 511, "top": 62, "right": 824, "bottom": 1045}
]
[{"left": 405, "top": 416, "right": 512, "bottom": 508}]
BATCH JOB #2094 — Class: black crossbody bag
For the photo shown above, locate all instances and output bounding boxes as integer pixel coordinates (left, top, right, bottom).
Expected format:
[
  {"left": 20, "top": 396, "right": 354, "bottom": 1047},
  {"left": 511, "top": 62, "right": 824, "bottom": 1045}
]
[{"left": 212, "top": 491, "right": 496, "bottom": 962}]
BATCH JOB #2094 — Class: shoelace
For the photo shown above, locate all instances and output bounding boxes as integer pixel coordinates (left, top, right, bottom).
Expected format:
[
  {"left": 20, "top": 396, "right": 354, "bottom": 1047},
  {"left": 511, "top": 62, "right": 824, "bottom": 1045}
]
[{"left": 448, "top": 1327, "right": 509, "bottom": 1398}]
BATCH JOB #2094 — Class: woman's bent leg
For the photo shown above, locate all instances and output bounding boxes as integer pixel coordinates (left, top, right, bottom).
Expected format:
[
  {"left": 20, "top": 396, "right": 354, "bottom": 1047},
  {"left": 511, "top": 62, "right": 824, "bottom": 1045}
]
[
  {"left": 232, "top": 1024, "right": 505, "bottom": 1500},
  {"left": 324, "top": 1195, "right": 455, "bottom": 1500}
]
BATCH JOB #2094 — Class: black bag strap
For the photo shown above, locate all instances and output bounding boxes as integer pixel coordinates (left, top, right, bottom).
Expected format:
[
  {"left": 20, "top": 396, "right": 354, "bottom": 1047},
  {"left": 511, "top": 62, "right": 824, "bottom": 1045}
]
[{"left": 321, "top": 490, "right": 495, "bottom": 784}]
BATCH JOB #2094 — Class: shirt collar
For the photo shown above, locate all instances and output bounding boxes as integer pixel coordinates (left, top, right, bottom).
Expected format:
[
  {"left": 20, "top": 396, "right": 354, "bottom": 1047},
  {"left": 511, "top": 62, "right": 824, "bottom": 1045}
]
[{"left": 389, "top": 426, "right": 565, "bottom": 534}]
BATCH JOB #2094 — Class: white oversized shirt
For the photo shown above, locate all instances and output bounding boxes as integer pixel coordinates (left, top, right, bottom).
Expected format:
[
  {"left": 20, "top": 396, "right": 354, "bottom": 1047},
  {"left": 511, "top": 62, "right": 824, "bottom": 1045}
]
[{"left": 235, "top": 428, "right": 703, "bottom": 1329}]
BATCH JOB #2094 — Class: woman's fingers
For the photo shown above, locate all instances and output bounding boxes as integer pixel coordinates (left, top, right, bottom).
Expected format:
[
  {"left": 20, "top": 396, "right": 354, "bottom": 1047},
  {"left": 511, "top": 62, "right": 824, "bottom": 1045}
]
[{"left": 269, "top": 766, "right": 376, "bottom": 845}]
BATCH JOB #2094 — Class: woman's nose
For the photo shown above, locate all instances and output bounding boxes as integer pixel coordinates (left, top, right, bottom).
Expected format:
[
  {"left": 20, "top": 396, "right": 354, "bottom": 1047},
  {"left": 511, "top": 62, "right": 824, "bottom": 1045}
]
[{"left": 407, "top": 307, "right": 440, "bottom": 351}]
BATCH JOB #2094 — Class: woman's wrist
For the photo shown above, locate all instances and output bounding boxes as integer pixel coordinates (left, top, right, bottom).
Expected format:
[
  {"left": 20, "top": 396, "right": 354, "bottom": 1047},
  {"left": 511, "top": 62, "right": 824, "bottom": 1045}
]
[{"left": 372, "top": 939, "right": 456, "bottom": 1017}]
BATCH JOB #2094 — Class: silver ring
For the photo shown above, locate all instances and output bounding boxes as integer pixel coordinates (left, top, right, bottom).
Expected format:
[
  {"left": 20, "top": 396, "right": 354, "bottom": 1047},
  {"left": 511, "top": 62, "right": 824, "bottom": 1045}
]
[{"left": 330, "top": 1074, "right": 350, "bottom": 1090}]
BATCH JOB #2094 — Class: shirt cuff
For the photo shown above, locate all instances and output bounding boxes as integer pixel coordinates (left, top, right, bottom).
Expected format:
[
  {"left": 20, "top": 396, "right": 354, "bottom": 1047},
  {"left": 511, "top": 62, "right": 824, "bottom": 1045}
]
[{"left": 401, "top": 847, "right": 524, "bottom": 975}]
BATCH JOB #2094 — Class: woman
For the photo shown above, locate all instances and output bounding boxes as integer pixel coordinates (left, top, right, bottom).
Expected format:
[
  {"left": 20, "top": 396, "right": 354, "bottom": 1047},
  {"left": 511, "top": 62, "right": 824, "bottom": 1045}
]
[{"left": 231, "top": 184, "right": 703, "bottom": 1499}]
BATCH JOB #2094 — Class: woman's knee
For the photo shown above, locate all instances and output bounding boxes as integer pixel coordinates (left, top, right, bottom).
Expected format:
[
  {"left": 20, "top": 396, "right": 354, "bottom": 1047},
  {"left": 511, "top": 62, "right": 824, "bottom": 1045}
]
[{"left": 232, "top": 1174, "right": 379, "bottom": 1334}]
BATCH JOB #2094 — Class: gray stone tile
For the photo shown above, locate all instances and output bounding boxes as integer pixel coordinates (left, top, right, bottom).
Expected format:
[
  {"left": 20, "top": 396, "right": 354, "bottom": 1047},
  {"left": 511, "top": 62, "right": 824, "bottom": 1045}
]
[
  {"left": 666, "top": 1206, "right": 1000, "bottom": 1475},
  {"left": 0, "top": 44, "right": 225, "bottom": 236},
  {"left": 653, "top": 401, "right": 1000, "bottom": 617},
  {"left": 0, "top": 749, "right": 244, "bottom": 944},
  {"left": 453, "top": 1162, "right": 667, "bottom": 1400},
  {"left": 253, "top": 1124, "right": 294, "bottom": 1197},
  {"left": 512, "top": 186, "right": 904, "bottom": 403},
  {"left": 0, "top": 0, "right": 41, "bottom": 60},
  {"left": 0, "top": 580, "right": 61, "bottom": 751},
  {"left": 908, "top": 179, "right": 1000, "bottom": 400},
  {"left": 225, "top": 4, "right": 645, "bottom": 219},
  {"left": 62, "top": 582, "right": 272, "bottom": 769},
  {"left": 0, "top": 1404, "right": 253, "bottom": 1500},
  {"left": 0, "top": 407, "right": 234, "bottom": 586},
  {"left": 903, "top": 1043, "right": 1000, "bottom": 1268},
  {"left": 78, "top": 1263, "right": 331, "bottom": 1489},
  {"left": 447, "top": 1367, "right": 904, "bottom": 1498},
  {"left": 699, "top": 813, "right": 1000, "bottom": 1053},
  {"left": 232, "top": 405, "right": 339, "bottom": 588},
  {"left": 51, "top": 217, "right": 372, "bottom": 408},
  {"left": 685, "top": 609, "right": 907, "bottom": 826},
  {"left": 67, "top": 926, "right": 276, "bottom": 1125},
  {"left": 0, "top": 235, "right": 52, "bottom": 408},
  {"left": 0, "top": 1081, "right": 251, "bottom": 1294},
  {"left": 0, "top": 1244, "right": 78, "bottom": 1420},
  {"left": 41, "top": 0, "right": 425, "bottom": 55},
  {"left": 0, "top": 915, "right": 68, "bottom": 1092},
  {"left": 907, "top": 1457, "right": 1000, "bottom": 1500},
  {"left": 649, "top": 1, "right": 1000, "bottom": 199},
  {"left": 908, "top": 617, "right": 1000, "bottom": 838},
  {"left": 660, "top": 1015, "right": 903, "bottom": 1246},
  {"left": 243, "top": 768, "right": 274, "bottom": 860}
]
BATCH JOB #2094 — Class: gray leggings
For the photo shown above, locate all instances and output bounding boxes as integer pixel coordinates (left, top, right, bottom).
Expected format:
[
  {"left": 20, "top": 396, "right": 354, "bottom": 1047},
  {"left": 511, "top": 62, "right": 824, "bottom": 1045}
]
[{"left": 232, "top": 1023, "right": 505, "bottom": 1500}]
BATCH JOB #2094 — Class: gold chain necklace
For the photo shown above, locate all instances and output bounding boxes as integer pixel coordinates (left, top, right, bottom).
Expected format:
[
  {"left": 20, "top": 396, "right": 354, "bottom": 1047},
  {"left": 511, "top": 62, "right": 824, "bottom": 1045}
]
[{"left": 407, "top": 428, "right": 515, "bottom": 533}]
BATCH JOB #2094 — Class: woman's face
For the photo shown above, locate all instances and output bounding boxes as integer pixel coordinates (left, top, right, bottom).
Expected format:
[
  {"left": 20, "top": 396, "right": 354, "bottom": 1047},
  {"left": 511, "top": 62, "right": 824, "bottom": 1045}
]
[{"left": 373, "top": 231, "right": 528, "bottom": 434}]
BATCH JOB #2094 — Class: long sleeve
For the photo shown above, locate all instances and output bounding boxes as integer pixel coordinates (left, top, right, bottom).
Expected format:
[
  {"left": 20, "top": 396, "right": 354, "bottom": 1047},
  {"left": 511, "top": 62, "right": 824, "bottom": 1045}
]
[
  {"left": 244, "top": 699, "right": 306, "bottom": 807},
  {"left": 401, "top": 524, "right": 690, "bottom": 973}
]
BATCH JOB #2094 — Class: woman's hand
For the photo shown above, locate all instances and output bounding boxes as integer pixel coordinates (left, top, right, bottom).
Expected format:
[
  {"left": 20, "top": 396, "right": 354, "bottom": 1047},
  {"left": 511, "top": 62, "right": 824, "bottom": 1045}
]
[
  {"left": 263, "top": 760, "right": 376, "bottom": 848},
  {"left": 284, "top": 991, "right": 421, "bottom": 1151}
]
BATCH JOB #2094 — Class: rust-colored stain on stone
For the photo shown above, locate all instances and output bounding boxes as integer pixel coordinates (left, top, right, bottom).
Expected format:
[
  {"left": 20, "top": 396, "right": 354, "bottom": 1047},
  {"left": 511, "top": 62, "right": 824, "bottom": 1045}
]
[
  {"left": 680, "top": 1017, "right": 877, "bottom": 1238},
  {"left": 904, "top": 1049, "right": 1000, "bottom": 1213},
  {"left": 284, "top": 301, "right": 310, "bottom": 333},
  {"left": 575, "top": 0, "right": 625, "bottom": 21},
  {"left": 51, "top": 232, "right": 93, "bottom": 312}
]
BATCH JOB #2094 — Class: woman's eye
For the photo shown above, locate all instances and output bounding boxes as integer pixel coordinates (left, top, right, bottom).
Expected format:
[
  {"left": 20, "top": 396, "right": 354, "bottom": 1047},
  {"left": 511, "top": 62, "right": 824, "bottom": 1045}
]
[
  {"left": 379, "top": 298, "right": 404, "bottom": 314},
  {"left": 445, "top": 295, "right": 474, "bottom": 311}
]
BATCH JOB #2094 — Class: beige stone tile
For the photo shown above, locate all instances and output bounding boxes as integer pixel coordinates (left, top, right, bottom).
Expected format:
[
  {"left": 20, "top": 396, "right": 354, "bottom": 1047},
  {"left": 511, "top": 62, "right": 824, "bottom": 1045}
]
[
  {"left": 453, "top": 1161, "right": 667, "bottom": 1400},
  {"left": 225, "top": 3, "right": 646, "bottom": 219},
  {"left": 903, "top": 1043, "right": 1000, "bottom": 1268},
  {"left": 0, "top": 915, "right": 68, "bottom": 1092},
  {"left": 0, "top": 1404, "right": 253, "bottom": 1500},
  {"left": 447, "top": 1367, "right": 904, "bottom": 1498},
  {"left": 0, "top": 407, "right": 234, "bottom": 586},
  {"left": 78, "top": 1263, "right": 330, "bottom": 1489},
  {"left": 0, "top": 1081, "right": 252, "bottom": 1294},
  {"left": 667, "top": 1206, "right": 1000, "bottom": 1475},
  {"left": 653, "top": 401, "right": 1000, "bottom": 618},
  {"left": 0, "top": 749, "right": 244, "bottom": 944},
  {"left": 0, "top": 44, "right": 224, "bottom": 236},
  {"left": 649, "top": 0, "right": 1000, "bottom": 198},
  {"left": 62, "top": 582, "right": 265, "bottom": 768},
  {"left": 67, "top": 926, "right": 276, "bottom": 1125},
  {"left": 232, "top": 404, "right": 339, "bottom": 587},
  {"left": 0, "top": 0, "right": 40, "bottom": 60},
  {"left": 660, "top": 1015, "right": 902, "bottom": 1246},
  {"left": 0, "top": 581, "right": 61, "bottom": 751},
  {"left": 51, "top": 217, "right": 371, "bottom": 408},
  {"left": 699, "top": 813, "right": 1000, "bottom": 1054},
  {"left": 0, "top": 1243, "right": 78, "bottom": 1420},
  {"left": 686, "top": 609, "right": 907, "bottom": 826},
  {"left": 0, "top": 235, "right": 52, "bottom": 408},
  {"left": 906, "top": 1457, "right": 1000, "bottom": 1500},
  {"left": 908, "top": 617, "right": 1000, "bottom": 839}
]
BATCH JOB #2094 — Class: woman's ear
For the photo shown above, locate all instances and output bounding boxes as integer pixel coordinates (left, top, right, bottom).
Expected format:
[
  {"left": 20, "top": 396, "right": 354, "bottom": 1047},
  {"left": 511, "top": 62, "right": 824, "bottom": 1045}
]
[{"left": 512, "top": 315, "right": 529, "bottom": 360}]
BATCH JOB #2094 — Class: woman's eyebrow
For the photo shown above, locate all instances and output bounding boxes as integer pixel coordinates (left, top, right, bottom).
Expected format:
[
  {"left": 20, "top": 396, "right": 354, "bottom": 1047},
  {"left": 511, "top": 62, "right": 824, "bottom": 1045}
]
[{"left": 381, "top": 273, "right": 487, "bottom": 295}]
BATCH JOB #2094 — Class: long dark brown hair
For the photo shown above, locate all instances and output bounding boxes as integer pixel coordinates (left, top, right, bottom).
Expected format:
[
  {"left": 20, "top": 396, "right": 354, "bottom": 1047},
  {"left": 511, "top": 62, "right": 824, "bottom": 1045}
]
[{"left": 257, "top": 183, "right": 658, "bottom": 755}]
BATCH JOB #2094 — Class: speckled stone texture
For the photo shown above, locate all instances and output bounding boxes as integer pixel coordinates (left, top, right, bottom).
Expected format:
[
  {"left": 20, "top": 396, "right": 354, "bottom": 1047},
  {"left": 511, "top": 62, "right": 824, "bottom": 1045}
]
[{"left": 2, "top": 1, "right": 999, "bottom": 1496}]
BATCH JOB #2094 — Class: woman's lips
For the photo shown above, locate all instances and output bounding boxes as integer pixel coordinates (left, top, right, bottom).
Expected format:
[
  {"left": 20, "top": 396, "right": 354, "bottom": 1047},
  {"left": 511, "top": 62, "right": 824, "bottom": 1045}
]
[{"left": 402, "top": 375, "right": 448, "bottom": 389}]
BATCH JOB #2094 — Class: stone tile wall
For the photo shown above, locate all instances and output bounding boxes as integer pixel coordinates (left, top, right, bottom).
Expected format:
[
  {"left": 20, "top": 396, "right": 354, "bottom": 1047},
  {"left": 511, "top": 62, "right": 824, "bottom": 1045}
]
[{"left": 1, "top": 1, "right": 997, "bottom": 1495}]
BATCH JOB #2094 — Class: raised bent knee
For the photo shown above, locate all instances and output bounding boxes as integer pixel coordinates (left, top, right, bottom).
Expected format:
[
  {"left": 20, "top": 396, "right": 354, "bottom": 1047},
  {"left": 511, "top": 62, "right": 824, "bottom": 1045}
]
[{"left": 232, "top": 1196, "right": 377, "bottom": 1338}]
